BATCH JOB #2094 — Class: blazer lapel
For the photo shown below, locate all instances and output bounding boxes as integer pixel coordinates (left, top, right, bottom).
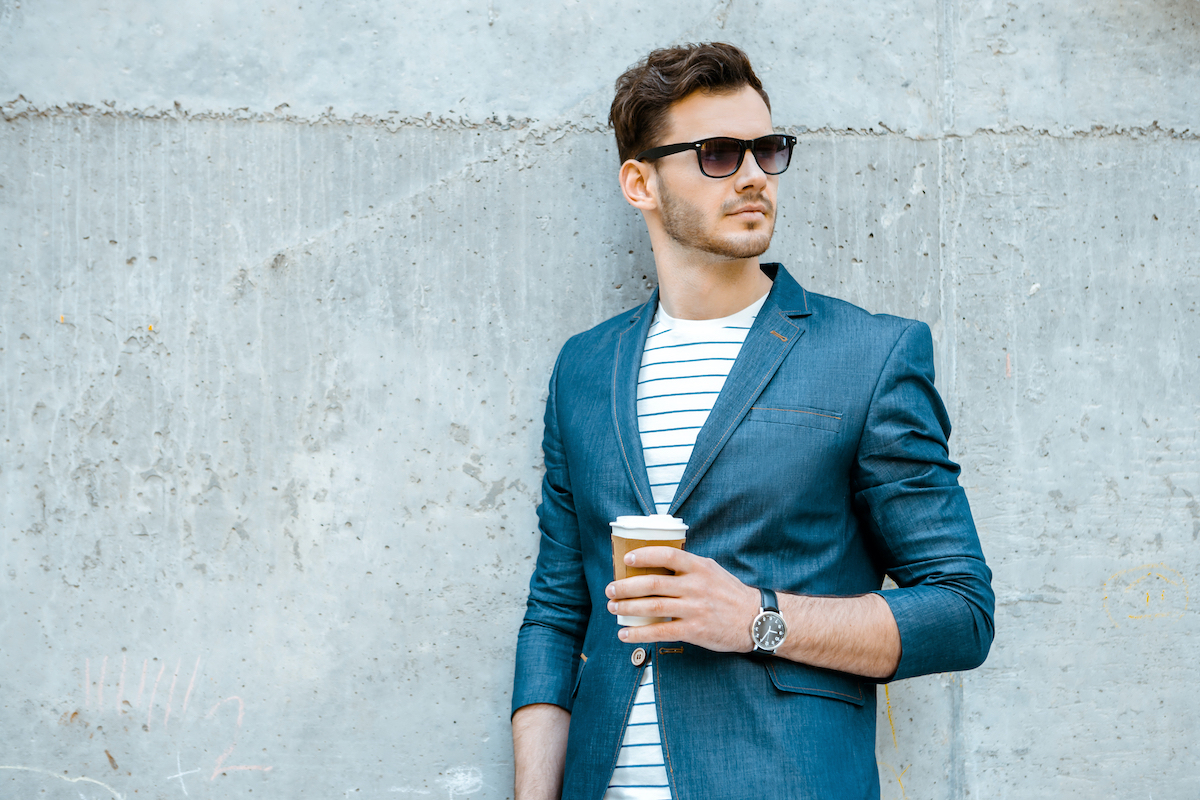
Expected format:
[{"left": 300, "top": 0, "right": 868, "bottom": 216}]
[
  {"left": 669, "top": 265, "right": 814, "bottom": 515},
  {"left": 613, "top": 288, "right": 659, "bottom": 516}
]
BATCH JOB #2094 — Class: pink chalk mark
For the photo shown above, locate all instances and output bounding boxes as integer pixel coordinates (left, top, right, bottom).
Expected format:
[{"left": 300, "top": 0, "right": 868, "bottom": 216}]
[
  {"left": 206, "top": 696, "right": 271, "bottom": 781},
  {"left": 206, "top": 695, "right": 245, "bottom": 728},
  {"left": 181, "top": 656, "right": 201, "bottom": 716},
  {"left": 163, "top": 658, "right": 182, "bottom": 730},
  {"left": 1005, "top": 352, "right": 1012, "bottom": 378},
  {"left": 116, "top": 655, "right": 127, "bottom": 713},
  {"left": 136, "top": 659, "right": 147, "bottom": 708},
  {"left": 146, "top": 661, "right": 166, "bottom": 730},
  {"left": 208, "top": 738, "right": 272, "bottom": 782},
  {"left": 98, "top": 656, "right": 107, "bottom": 709},
  {"left": 217, "top": 764, "right": 273, "bottom": 776},
  {"left": 85, "top": 658, "right": 91, "bottom": 709}
]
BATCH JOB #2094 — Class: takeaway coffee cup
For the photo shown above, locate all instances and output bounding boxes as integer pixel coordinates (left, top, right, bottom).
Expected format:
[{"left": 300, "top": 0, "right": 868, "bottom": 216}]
[{"left": 610, "top": 514, "right": 689, "bottom": 627}]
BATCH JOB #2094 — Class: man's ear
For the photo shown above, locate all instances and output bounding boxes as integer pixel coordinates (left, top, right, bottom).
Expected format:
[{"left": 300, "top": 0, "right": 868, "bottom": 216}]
[{"left": 619, "top": 159, "right": 658, "bottom": 211}]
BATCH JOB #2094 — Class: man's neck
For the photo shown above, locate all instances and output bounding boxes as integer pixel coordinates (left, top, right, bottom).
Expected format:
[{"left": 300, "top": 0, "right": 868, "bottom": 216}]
[{"left": 654, "top": 255, "right": 774, "bottom": 321}]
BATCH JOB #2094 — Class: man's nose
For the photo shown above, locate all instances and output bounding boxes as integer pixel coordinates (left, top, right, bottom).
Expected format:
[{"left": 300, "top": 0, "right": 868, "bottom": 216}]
[{"left": 733, "top": 146, "right": 769, "bottom": 191}]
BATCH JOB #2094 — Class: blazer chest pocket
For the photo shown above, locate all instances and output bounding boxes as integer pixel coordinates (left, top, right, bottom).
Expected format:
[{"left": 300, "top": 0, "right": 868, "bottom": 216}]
[
  {"left": 747, "top": 405, "right": 842, "bottom": 433},
  {"left": 764, "top": 660, "right": 866, "bottom": 706}
]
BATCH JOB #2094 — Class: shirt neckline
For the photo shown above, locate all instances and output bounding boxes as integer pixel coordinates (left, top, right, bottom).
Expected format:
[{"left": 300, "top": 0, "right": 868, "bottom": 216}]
[{"left": 654, "top": 291, "right": 769, "bottom": 330}]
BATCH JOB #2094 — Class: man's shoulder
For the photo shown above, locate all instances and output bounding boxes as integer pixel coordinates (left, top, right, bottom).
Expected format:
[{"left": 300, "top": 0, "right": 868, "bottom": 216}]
[
  {"left": 768, "top": 264, "right": 926, "bottom": 346},
  {"left": 803, "top": 289, "right": 927, "bottom": 344}
]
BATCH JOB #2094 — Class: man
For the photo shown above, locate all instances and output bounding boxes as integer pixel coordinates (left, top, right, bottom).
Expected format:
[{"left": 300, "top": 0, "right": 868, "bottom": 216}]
[{"left": 511, "top": 43, "right": 994, "bottom": 800}]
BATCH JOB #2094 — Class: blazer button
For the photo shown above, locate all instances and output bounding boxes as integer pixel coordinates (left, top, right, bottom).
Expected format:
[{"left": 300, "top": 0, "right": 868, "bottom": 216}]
[{"left": 631, "top": 647, "right": 647, "bottom": 667}]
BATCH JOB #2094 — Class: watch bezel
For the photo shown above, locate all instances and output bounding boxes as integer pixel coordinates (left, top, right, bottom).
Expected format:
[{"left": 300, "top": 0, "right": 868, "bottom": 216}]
[{"left": 751, "top": 609, "right": 788, "bottom": 652}]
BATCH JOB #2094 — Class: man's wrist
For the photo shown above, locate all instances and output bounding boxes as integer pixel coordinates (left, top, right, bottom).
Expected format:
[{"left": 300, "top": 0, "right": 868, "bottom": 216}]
[
  {"left": 743, "top": 583, "right": 761, "bottom": 652},
  {"left": 749, "top": 587, "right": 789, "bottom": 655}
]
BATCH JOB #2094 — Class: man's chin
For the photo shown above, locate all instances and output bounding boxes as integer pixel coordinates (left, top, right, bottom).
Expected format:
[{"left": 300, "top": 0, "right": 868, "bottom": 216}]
[
  {"left": 716, "top": 232, "right": 773, "bottom": 260},
  {"left": 664, "top": 224, "right": 774, "bottom": 260}
]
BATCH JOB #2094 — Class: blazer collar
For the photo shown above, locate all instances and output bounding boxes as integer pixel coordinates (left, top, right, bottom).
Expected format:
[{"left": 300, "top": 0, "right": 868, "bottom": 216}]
[{"left": 759, "top": 262, "right": 813, "bottom": 318}]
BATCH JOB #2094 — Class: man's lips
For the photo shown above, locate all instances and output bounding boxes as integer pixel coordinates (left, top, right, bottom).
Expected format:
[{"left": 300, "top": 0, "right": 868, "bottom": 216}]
[{"left": 728, "top": 205, "right": 768, "bottom": 217}]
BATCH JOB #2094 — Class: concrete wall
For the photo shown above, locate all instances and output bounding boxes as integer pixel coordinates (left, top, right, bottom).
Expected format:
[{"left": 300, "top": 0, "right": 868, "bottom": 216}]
[{"left": 2, "top": 2, "right": 1197, "bottom": 798}]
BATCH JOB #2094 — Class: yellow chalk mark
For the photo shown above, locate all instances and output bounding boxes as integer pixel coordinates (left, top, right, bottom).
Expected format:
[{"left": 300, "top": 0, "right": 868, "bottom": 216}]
[
  {"left": 877, "top": 761, "right": 910, "bottom": 800},
  {"left": 0, "top": 766, "right": 123, "bottom": 799},
  {"left": 1103, "top": 563, "right": 1189, "bottom": 628},
  {"left": 148, "top": 325, "right": 153, "bottom": 331},
  {"left": 884, "top": 684, "right": 898, "bottom": 749},
  {"left": 59, "top": 315, "right": 64, "bottom": 323}
]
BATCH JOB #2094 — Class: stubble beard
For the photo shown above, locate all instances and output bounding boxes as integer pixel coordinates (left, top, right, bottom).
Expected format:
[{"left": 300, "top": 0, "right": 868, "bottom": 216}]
[{"left": 658, "top": 178, "right": 776, "bottom": 260}]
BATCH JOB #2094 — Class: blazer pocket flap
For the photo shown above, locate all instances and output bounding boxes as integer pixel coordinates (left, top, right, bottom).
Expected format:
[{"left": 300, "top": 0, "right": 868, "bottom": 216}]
[
  {"left": 764, "top": 661, "right": 865, "bottom": 706},
  {"left": 747, "top": 405, "right": 842, "bottom": 432}
]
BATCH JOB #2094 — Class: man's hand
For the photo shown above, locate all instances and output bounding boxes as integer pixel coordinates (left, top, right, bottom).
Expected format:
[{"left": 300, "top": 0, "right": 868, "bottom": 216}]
[
  {"left": 605, "top": 546, "right": 759, "bottom": 653},
  {"left": 605, "top": 546, "right": 903, "bottom": 679}
]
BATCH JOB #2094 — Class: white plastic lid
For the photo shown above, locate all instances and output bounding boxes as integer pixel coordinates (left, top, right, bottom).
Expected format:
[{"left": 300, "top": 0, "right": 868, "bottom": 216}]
[{"left": 609, "top": 514, "right": 688, "bottom": 533}]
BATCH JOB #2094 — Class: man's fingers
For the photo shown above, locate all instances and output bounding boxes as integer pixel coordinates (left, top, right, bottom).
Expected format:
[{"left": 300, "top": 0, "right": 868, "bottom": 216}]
[
  {"left": 616, "top": 619, "right": 685, "bottom": 643},
  {"left": 608, "top": 595, "right": 680, "bottom": 619},
  {"left": 606, "top": 574, "right": 680, "bottom": 600},
  {"left": 624, "top": 545, "right": 696, "bottom": 571}
]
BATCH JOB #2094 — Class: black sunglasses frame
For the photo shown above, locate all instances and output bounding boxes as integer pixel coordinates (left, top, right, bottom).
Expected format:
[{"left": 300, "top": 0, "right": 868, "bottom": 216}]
[{"left": 635, "top": 134, "right": 798, "bottom": 178}]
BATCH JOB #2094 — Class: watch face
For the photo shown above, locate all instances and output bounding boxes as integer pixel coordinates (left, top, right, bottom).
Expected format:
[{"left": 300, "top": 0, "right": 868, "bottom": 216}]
[{"left": 753, "top": 611, "right": 787, "bottom": 650}]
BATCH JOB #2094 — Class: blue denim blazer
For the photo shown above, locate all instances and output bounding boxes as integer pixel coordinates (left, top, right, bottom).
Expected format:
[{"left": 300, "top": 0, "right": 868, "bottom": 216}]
[{"left": 513, "top": 264, "right": 994, "bottom": 799}]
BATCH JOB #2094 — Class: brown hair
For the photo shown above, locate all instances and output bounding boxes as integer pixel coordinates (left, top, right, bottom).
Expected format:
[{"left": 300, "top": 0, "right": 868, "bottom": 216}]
[{"left": 609, "top": 42, "right": 771, "bottom": 164}]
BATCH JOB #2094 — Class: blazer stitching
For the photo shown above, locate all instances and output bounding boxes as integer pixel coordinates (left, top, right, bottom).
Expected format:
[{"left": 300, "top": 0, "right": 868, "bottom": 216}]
[
  {"left": 773, "top": 682, "right": 863, "bottom": 702},
  {"left": 674, "top": 310, "right": 800, "bottom": 505},
  {"left": 655, "top": 658, "right": 679, "bottom": 798},
  {"left": 605, "top": 662, "right": 646, "bottom": 794},
  {"left": 571, "top": 655, "right": 587, "bottom": 698},
  {"left": 750, "top": 406, "right": 842, "bottom": 421},
  {"left": 614, "top": 323, "right": 651, "bottom": 513},
  {"left": 767, "top": 664, "right": 863, "bottom": 702}
]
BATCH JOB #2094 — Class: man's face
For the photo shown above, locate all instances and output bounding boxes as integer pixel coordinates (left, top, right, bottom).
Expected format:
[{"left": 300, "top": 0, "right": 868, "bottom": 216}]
[{"left": 650, "top": 86, "right": 779, "bottom": 260}]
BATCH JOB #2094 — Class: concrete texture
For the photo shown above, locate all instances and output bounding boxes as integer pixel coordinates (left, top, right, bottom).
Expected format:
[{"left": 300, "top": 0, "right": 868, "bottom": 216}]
[{"left": 2, "top": 1, "right": 1197, "bottom": 798}]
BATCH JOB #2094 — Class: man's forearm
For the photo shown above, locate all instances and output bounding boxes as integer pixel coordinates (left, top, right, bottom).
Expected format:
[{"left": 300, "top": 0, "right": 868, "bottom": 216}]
[
  {"left": 774, "top": 592, "right": 900, "bottom": 679},
  {"left": 608, "top": 548, "right": 902, "bottom": 678},
  {"left": 512, "top": 703, "right": 570, "bottom": 800}
]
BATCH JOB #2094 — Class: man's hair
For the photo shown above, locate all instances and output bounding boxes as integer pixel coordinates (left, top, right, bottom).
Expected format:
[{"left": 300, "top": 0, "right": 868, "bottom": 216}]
[{"left": 609, "top": 42, "right": 771, "bottom": 164}]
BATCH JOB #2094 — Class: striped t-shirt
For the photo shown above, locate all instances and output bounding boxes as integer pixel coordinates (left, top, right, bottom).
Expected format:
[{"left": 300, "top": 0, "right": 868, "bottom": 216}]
[{"left": 604, "top": 293, "right": 766, "bottom": 800}]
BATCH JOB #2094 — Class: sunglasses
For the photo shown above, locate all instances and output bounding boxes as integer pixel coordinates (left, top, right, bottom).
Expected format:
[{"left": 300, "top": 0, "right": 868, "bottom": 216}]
[{"left": 635, "top": 134, "right": 797, "bottom": 178}]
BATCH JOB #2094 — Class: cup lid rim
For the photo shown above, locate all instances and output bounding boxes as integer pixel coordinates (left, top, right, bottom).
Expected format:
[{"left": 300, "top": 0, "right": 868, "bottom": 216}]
[{"left": 610, "top": 514, "right": 688, "bottom": 532}]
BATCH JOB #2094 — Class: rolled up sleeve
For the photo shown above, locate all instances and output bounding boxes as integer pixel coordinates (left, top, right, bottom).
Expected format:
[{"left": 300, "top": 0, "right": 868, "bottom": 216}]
[
  {"left": 853, "top": 321, "right": 995, "bottom": 681},
  {"left": 512, "top": 348, "right": 592, "bottom": 715}
]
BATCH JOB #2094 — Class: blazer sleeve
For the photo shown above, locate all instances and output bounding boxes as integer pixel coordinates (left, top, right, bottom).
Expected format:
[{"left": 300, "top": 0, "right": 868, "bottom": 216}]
[
  {"left": 852, "top": 320, "right": 995, "bottom": 681},
  {"left": 511, "top": 347, "right": 592, "bottom": 715}
]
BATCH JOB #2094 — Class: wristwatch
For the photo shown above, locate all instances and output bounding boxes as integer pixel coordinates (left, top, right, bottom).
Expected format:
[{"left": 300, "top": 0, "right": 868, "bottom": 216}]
[{"left": 750, "top": 587, "right": 788, "bottom": 654}]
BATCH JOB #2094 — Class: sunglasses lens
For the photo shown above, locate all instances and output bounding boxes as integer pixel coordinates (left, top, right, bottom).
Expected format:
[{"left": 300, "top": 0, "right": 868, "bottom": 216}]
[
  {"left": 753, "top": 135, "right": 793, "bottom": 175},
  {"left": 698, "top": 138, "right": 744, "bottom": 177}
]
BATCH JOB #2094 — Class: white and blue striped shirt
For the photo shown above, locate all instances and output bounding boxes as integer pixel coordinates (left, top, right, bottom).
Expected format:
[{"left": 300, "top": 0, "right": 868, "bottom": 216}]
[
  {"left": 604, "top": 294, "right": 765, "bottom": 800},
  {"left": 603, "top": 665, "right": 671, "bottom": 800}
]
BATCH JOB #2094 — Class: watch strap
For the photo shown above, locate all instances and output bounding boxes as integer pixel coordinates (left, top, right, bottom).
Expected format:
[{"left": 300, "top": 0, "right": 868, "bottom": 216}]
[
  {"left": 759, "top": 587, "right": 779, "bottom": 614},
  {"left": 752, "top": 587, "right": 784, "bottom": 655}
]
